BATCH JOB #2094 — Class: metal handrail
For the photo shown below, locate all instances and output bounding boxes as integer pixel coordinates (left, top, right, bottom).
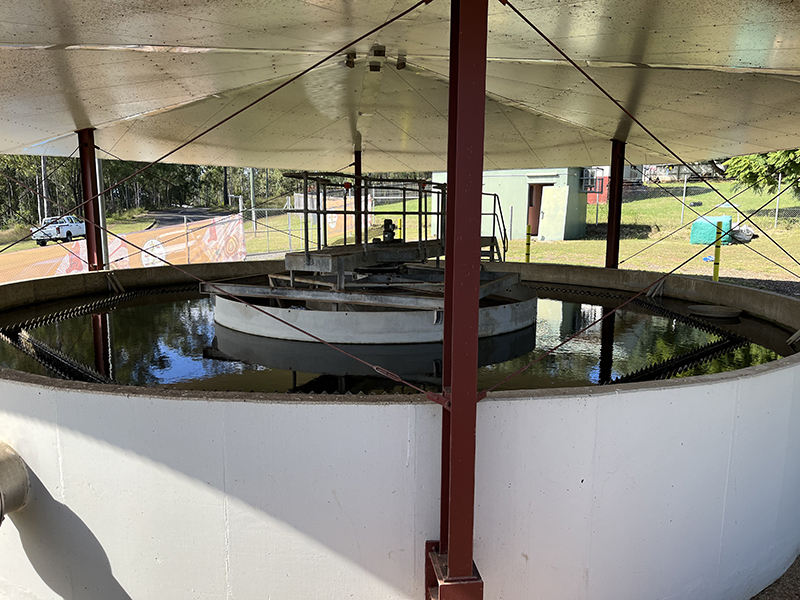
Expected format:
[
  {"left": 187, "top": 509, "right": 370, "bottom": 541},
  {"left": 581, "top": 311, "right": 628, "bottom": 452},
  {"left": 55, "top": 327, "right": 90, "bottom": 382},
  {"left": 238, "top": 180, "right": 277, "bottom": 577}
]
[
  {"left": 481, "top": 193, "right": 508, "bottom": 261},
  {"left": 283, "top": 171, "right": 446, "bottom": 250}
]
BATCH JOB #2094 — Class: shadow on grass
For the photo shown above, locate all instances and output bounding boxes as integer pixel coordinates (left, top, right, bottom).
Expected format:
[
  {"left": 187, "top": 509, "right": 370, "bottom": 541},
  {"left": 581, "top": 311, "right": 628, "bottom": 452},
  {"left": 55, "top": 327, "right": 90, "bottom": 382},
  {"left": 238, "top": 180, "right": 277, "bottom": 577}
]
[
  {"left": 585, "top": 223, "right": 658, "bottom": 240},
  {"left": 621, "top": 185, "right": 713, "bottom": 203}
]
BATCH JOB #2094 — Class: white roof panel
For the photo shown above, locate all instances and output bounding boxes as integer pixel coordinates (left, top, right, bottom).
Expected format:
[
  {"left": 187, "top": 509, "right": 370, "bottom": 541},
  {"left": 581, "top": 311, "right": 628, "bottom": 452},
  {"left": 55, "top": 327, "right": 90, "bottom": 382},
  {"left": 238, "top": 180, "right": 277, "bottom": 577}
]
[{"left": 0, "top": 0, "right": 798, "bottom": 169}]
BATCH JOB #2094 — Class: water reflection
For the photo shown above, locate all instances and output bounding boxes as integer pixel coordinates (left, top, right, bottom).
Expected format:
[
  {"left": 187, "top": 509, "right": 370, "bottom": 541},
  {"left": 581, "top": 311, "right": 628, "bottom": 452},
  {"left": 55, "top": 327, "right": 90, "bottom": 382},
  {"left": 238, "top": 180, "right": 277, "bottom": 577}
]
[{"left": 0, "top": 293, "right": 784, "bottom": 394}]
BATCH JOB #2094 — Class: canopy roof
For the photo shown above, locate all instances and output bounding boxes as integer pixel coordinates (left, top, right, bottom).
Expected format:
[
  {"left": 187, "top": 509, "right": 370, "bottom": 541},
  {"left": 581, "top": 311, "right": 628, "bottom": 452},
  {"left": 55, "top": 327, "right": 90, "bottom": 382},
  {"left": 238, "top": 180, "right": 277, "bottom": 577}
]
[{"left": 1, "top": 0, "right": 799, "bottom": 170}]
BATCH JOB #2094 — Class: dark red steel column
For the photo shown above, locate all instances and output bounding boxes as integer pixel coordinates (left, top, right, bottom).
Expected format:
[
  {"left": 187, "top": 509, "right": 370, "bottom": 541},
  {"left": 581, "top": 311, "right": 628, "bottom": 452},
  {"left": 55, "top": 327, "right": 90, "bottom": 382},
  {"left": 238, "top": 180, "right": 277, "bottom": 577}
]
[
  {"left": 605, "top": 139, "right": 625, "bottom": 269},
  {"left": 444, "top": 0, "right": 488, "bottom": 583},
  {"left": 438, "top": 0, "right": 461, "bottom": 556},
  {"left": 354, "top": 149, "right": 363, "bottom": 245},
  {"left": 77, "top": 128, "right": 103, "bottom": 271},
  {"left": 428, "top": 1, "right": 489, "bottom": 594}
]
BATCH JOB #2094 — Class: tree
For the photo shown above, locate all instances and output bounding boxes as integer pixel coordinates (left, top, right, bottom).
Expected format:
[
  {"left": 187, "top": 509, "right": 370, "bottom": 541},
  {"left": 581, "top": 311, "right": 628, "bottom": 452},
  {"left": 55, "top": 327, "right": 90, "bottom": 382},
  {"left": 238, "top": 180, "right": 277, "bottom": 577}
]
[
  {"left": 0, "top": 151, "right": 434, "bottom": 229},
  {"left": 724, "top": 150, "right": 800, "bottom": 198}
]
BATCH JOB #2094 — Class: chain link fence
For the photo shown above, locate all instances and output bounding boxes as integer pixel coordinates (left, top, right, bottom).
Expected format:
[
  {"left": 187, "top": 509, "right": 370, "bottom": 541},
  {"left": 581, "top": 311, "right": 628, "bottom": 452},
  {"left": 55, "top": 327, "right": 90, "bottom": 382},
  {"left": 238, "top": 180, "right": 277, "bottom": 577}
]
[{"left": 583, "top": 162, "right": 800, "bottom": 240}]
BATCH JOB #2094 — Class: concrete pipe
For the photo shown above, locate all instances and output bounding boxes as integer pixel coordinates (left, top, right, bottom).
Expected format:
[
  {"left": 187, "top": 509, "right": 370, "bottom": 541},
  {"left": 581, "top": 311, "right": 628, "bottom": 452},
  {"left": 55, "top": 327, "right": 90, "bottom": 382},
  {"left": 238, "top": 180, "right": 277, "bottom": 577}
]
[{"left": 0, "top": 442, "right": 30, "bottom": 526}]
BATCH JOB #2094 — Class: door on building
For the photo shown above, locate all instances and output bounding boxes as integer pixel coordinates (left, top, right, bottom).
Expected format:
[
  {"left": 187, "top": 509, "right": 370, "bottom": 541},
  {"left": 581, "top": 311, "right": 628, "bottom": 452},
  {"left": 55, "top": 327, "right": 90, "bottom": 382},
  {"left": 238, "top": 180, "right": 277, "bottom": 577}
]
[{"left": 527, "top": 184, "right": 552, "bottom": 236}]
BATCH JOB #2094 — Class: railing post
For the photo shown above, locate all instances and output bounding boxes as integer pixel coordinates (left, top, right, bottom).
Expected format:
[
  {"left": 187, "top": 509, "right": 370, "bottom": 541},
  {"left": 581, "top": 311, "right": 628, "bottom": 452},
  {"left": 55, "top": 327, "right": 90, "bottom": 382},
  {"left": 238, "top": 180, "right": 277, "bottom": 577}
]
[
  {"left": 303, "top": 171, "right": 310, "bottom": 263},
  {"left": 322, "top": 184, "right": 328, "bottom": 248}
]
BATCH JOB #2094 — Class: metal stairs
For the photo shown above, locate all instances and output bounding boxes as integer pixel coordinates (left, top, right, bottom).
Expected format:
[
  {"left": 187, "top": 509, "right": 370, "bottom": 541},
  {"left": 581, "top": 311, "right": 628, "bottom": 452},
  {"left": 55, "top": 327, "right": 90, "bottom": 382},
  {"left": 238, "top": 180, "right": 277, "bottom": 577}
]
[{"left": 479, "top": 236, "right": 502, "bottom": 262}]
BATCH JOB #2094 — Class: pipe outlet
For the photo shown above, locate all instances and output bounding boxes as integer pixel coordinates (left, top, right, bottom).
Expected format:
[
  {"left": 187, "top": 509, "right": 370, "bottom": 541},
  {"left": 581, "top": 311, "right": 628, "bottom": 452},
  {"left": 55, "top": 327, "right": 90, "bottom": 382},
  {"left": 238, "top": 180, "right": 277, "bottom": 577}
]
[{"left": 0, "top": 442, "right": 30, "bottom": 526}]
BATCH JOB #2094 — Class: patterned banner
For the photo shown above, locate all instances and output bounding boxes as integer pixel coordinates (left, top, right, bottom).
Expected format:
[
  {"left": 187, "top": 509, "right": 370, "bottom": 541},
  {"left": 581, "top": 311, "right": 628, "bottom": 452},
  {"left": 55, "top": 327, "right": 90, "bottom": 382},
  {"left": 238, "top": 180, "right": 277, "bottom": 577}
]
[
  {"left": 0, "top": 214, "right": 246, "bottom": 284},
  {"left": 319, "top": 197, "right": 375, "bottom": 239}
]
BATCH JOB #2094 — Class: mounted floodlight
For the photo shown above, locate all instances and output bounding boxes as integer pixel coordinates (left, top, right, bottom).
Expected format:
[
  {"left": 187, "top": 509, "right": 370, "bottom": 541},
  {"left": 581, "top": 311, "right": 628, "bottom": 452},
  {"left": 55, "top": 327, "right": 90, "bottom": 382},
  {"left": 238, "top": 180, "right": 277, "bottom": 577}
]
[
  {"left": 345, "top": 52, "right": 356, "bottom": 68},
  {"left": 369, "top": 62, "right": 381, "bottom": 72},
  {"left": 396, "top": 54, "right": 407, "bottom": 70},
  {"left": 371, "top": 45, "right": 386, "bottom": 57}
]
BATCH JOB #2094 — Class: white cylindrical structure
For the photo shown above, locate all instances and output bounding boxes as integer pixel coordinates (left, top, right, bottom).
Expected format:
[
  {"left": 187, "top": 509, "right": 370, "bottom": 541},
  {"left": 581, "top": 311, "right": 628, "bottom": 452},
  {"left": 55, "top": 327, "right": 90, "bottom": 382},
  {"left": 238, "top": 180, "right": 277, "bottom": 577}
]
[
  {"left": 212, "top": 294, "right": 537, "bottom": 344},
  {"left": 0, "top": 262, "right": 799, "bottom": 599},
  {"left": 0, "top": 442, "right": 30, "bottom": 526}
]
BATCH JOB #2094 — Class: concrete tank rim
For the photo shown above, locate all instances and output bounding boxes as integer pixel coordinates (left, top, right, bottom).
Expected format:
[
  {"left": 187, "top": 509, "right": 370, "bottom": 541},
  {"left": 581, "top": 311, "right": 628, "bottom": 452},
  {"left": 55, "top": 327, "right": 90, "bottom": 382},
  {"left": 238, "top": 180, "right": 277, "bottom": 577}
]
[{"left": 0, "top": 260, "right": 796, "bottom": 404}]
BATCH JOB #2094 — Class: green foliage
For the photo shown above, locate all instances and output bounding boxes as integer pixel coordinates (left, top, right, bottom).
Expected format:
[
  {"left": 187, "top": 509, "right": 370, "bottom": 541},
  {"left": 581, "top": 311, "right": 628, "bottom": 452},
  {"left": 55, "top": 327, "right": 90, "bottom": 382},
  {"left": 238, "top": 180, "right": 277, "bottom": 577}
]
[
  {"left": 0, "top": 154, "right": 82, "bottom": 227},
  {"left": 724, "top": 150, "right": 800, "bottom": 198},
  {"left": 101, "top": 160, "right": 204, "bottom": 213},
  {"left": 0, "top": 223, "right": 34, "bottom": 245},
  {"left": 0, "top": 148, "right": 433, "bottom": 240},
  {"left": 0, "top": 154, "right": 308, "bottom": 226}
]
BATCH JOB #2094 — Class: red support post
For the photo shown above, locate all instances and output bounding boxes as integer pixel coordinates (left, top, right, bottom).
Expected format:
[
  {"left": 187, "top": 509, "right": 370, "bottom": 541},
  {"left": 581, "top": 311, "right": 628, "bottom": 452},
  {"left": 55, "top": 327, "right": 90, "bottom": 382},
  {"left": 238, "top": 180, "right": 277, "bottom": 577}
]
[
  {"left": 605, "top": 139, "right": 625, "bottom": 269},
  {"left": 439, "top": 0, "right": 460, "bottom": 556},
  {"left": 77, "top": 128, "right": 103, "bottom": 271},
  {"left": 425, "top": 1, "right": 488, "bottom": 598}
]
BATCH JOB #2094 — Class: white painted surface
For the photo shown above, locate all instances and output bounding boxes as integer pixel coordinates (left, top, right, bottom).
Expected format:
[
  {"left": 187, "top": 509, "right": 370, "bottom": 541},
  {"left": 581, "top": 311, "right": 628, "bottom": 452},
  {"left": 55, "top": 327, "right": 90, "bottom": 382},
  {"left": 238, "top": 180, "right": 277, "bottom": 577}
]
[
  {"left": 212, "top": 296, "right": 537, "bottom": 344},
  {"left": 0, "top": 441, "right": 30, "bottom": 521},
  {"left": 1, "top": 354, "right": 799, "bottom": 599},
  {"left": 0, "top": 381, "right": 441, "bottom": 600}
]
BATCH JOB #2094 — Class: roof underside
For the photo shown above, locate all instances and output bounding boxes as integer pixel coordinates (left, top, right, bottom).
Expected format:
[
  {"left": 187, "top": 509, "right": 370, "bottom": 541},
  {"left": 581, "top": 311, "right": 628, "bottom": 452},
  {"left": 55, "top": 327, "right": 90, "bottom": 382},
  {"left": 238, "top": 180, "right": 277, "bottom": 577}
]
[{"left": 1, "top": 0, "right": 799, "bottom": 171}]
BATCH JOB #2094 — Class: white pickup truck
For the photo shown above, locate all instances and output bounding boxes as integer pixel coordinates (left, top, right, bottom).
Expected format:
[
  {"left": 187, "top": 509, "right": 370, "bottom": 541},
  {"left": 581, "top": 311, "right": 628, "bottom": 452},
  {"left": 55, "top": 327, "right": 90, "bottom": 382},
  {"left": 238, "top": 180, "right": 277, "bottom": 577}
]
[{"left": 30, "top": 215, "right": 86, "bottom": 246}]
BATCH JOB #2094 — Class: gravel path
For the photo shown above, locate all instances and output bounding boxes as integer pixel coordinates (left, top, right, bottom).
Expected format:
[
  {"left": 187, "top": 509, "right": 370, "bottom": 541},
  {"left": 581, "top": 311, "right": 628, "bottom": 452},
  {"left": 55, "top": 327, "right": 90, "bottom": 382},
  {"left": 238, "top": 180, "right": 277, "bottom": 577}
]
[
  {"left": 720, "top": 276, "right": 800, "bottom": 299},
  {"left": 752, "top": 554, "right": 800, "bottom": 600}
]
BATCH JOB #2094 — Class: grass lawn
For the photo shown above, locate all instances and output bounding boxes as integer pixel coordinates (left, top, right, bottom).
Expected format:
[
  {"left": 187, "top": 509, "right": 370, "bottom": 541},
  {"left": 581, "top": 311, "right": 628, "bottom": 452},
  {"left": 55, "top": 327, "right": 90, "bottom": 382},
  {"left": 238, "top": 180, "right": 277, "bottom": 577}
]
[
  {"left": 240, "top": 180, "right": 800, "bottom": 283},
  {"left": 514, "top": 180, "right": 800, "bottom": 282},
  {"left": 6, "top": 180, "right": 793, "bottom": 285}
]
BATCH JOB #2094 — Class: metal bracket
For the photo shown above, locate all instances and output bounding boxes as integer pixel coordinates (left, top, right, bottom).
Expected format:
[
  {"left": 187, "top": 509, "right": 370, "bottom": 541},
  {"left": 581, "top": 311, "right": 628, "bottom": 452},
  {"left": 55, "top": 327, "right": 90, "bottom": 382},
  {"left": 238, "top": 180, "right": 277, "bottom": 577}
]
[{"left": 426, "top": 391, "right": 451, "bottom": 409}]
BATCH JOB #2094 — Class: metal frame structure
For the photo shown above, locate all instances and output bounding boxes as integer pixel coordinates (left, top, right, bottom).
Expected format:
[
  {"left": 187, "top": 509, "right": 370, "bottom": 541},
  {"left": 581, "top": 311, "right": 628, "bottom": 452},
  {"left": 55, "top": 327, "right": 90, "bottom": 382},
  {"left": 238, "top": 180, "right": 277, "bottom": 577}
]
[
  {"left": 63, "top": 3, "right": 633, "bottom": 598},
  {"left": 282, "top": 172, "right": 447, "bottom": 247}
]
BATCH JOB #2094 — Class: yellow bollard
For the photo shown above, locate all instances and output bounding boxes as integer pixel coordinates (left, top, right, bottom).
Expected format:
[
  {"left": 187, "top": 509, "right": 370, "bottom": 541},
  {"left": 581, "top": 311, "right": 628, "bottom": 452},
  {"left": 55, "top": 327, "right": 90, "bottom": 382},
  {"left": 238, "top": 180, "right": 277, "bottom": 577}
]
[
  {"left": 713, "top": 222, "right": 722, "bottom": 281},
  {"left": 525, "top": 224, "right": 532, "bottom": 263}
]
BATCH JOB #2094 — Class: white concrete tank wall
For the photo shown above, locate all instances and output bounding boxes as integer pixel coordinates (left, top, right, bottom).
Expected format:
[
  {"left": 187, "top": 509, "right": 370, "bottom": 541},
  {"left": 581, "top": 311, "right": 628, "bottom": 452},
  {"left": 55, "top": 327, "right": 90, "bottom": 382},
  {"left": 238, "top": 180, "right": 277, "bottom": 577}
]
[
  {"left": 0, "top": 376, "right": 442, "bottom": 599},
  {"left": 1, "top": 354, "right": 799, "bottom": 599},
  {"left": 475, "top": 359, "right": 800, "bottom": 599},
  {"left": 1, "top": 263, "right": 800, "bottom": 599}
]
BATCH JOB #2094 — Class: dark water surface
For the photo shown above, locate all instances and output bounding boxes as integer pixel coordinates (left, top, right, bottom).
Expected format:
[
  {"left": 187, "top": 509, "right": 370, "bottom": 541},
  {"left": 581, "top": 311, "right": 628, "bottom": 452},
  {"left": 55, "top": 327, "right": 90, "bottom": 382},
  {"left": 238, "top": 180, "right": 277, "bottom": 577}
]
[{"left": 0, "top": 290, "right": 787, "bottom": 394}]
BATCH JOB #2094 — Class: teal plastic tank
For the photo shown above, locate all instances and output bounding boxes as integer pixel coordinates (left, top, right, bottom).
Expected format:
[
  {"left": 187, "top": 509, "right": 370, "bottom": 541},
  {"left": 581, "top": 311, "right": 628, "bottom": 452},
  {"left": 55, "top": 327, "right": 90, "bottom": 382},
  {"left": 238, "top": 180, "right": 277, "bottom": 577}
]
[{"left": 690, "top": 215, "right": 733, "bottom": 245}]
